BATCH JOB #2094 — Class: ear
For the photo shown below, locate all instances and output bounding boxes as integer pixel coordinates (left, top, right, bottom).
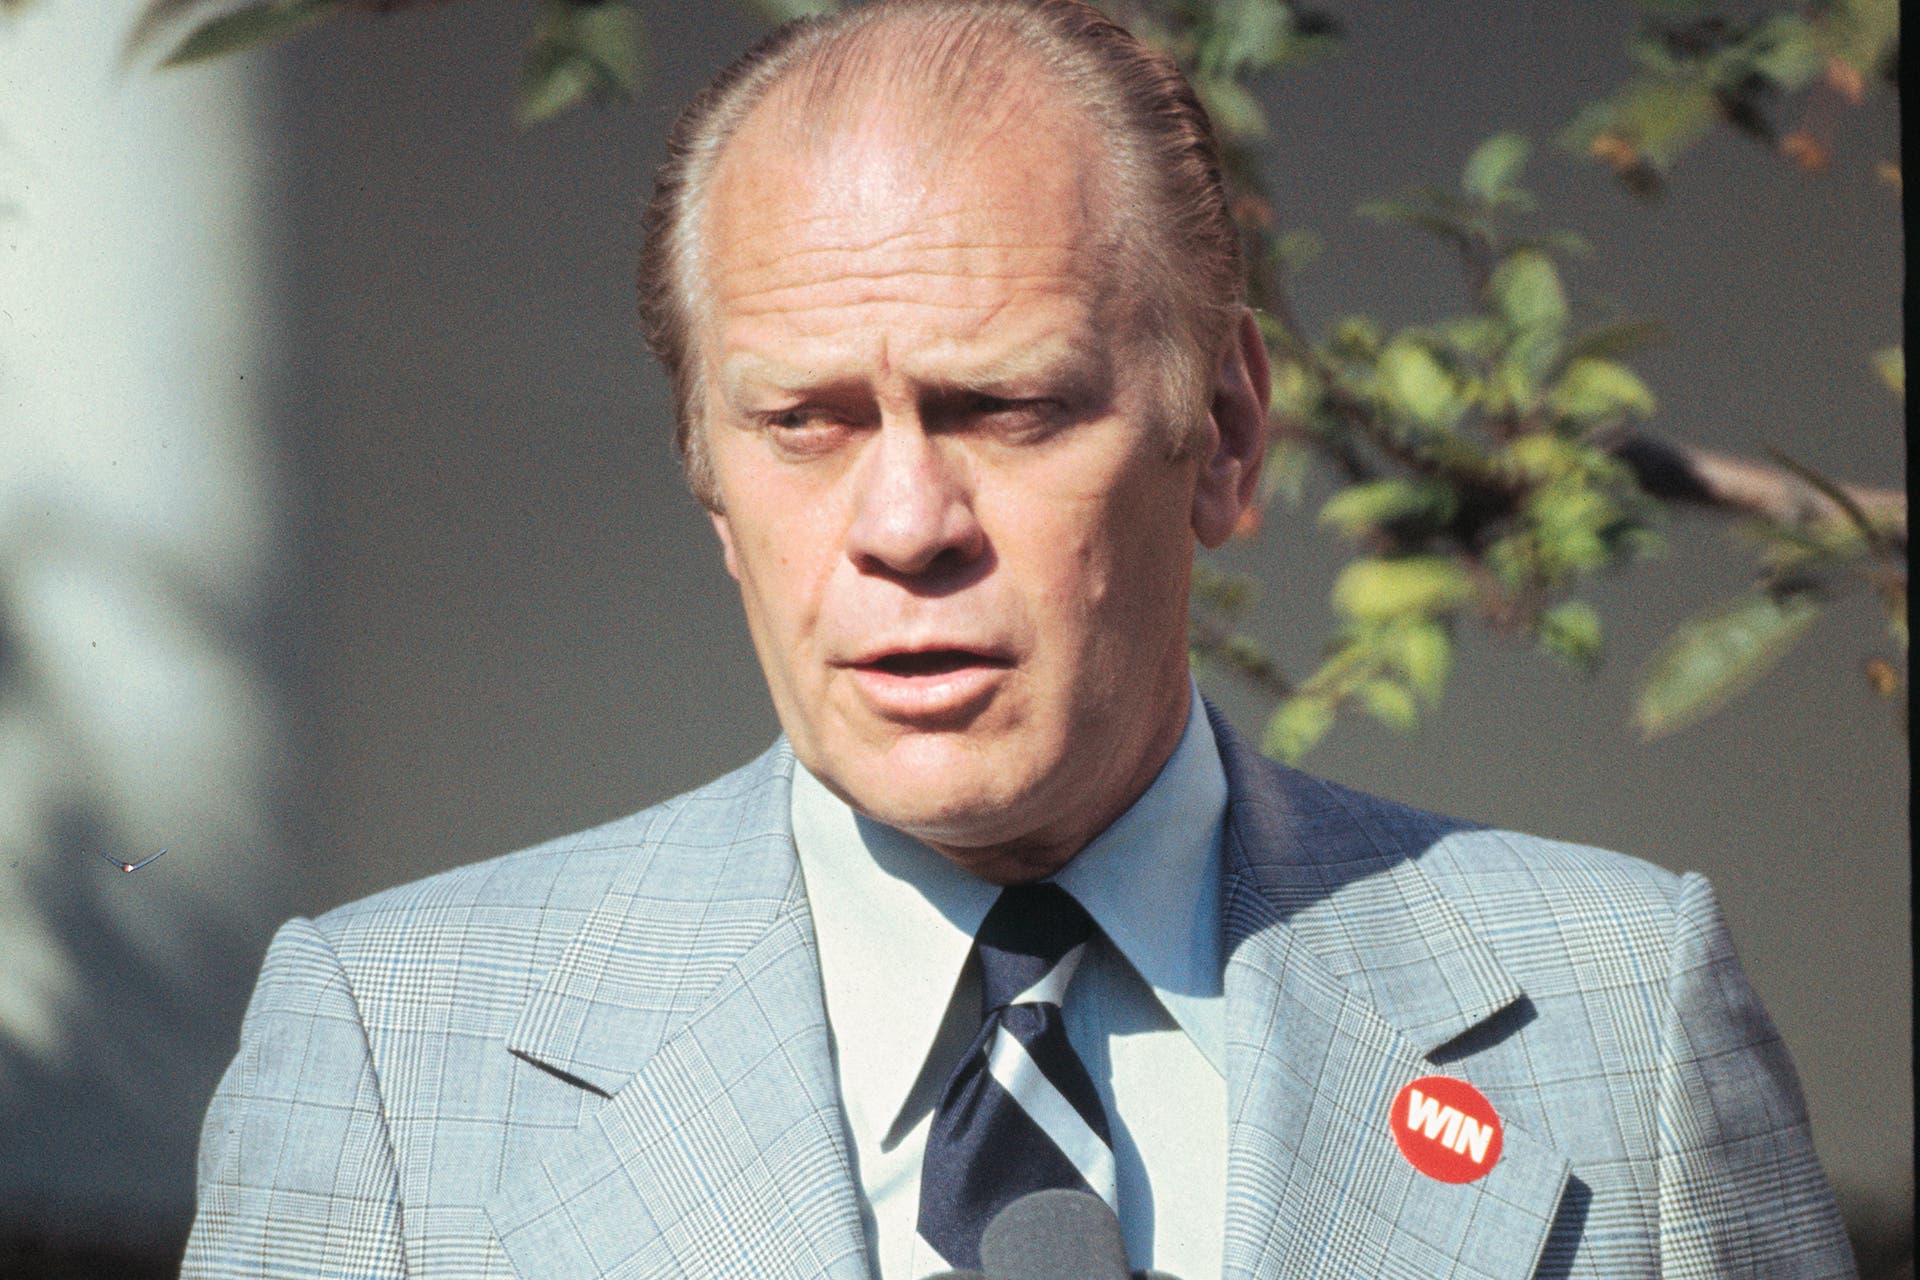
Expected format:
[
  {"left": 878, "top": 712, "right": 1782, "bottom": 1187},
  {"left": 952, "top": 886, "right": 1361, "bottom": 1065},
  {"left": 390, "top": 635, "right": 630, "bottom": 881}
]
[
  {"left": 709, "top": 509, "right": 742, "bottom": 581},
  {"left": 1190, "top": 308, "right": 1271, "bottom": 548}
]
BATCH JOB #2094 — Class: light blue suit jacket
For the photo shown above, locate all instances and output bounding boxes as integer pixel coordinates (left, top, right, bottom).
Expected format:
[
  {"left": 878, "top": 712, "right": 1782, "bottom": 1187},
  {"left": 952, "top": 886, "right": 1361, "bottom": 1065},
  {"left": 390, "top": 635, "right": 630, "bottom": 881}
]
[{"left": 185, "top": 711, "right": 1854, "bottom": 1277}]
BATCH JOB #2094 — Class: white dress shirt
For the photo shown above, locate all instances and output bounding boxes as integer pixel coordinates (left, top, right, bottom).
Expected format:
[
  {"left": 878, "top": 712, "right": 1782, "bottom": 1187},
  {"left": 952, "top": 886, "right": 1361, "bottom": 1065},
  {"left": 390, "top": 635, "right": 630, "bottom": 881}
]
[{"left": 791, "top": 686, "right": 1228, "bottom": 1279}]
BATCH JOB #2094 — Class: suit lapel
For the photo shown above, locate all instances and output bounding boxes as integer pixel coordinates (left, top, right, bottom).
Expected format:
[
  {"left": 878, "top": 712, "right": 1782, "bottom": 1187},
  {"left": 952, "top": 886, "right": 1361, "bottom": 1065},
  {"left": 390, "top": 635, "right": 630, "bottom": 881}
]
[
  {"left": 1211, "top": 710, "right": 1572, "bottom": 1278},
  {"left": 485, "top": 747, "right": 872, "bottom": 1280}
]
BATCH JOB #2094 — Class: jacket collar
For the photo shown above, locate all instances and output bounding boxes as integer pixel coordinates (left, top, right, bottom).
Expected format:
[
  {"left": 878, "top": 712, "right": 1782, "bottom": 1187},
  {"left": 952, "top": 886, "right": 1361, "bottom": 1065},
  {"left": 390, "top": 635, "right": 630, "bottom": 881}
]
[
  {"left": 487, "top": 742, "right": 873, "bottom": 1279},
  {"left": 488, "top": 722, "right": 1571, "bottom": 1279},
  {"left": 1209, "top": 704, "right": 1522, "bottom": 1055},
  {"left": 1210, "top": 706, "right": 1571, "bottom": 1278}
]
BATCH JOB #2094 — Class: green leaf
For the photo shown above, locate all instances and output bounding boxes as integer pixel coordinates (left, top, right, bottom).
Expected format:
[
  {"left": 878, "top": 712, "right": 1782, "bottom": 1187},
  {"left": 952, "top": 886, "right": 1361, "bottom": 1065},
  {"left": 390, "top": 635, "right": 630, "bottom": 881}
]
[
  {"left": 1432, "top": 315, "right": 1503, "bottom": 361},
  {"left": 1463, "top": 132, "right": 1530, "bottom": 202},
  {"left": 1332, "top": 556, "right": 1474, "bottom": 621},
  {"left": 1484, "top": 355, "right": 1540, "bottom": 415},
  {"left": 1357, "top": 678, "right": 1419, "bottom": 731},
  {"left": 1548, "top": 356, "right": 1657, "bottom": 422},
  {"left": 1487, "top": 250, "right": 1568, "bottom": 340},
  {"left": 1526, "top": 482, "right": 1623, "bottom": 575},
  {"left": 1197, "top": 76, "right": 1267, "bottom": 140},
  {"left": 1377, "top": 338, "right": 1463, "bottom": 430},
  {"left": 1499, "top": 434, "right": 1588, "bottom": 483},
  {"left": 517, "top": 0, "right": 644, "bottom": 127},
  {"left": 1816, "top": 0, "right": 1899, "bottom": 79},
  {"left": 1388, "top": 619, "right": 1453, "bottom": 698},
  {"left": 1264, "top": 694, "right": 1335, "bottom": 763},
  {"left": 1748, "top": 15, "right": 1824, "bottom": 89},
  {"left": 162, "top": 0, "right": 344, "bottom": 65},
  {"left": 1561, "top": 80, "right": 1719, "bottom": 178},
  {"left": 1872, "top": 346, "right": 1904, "bottom": 399},
  {"left": 1635, "top": 591, "right": 1822, "bottom": 737},
  {"left": 1318, "top": 478, "right": 1458, "bottom": 538},
  {"left": 1538, "top": 600, "right": 1603, "bottom": 670},
  {"left": 1609, "top": 82, "right": 1719, "bottom": 169},
  {"left": 1197, "top": 0, "right": 1293, "bottom": 78}
]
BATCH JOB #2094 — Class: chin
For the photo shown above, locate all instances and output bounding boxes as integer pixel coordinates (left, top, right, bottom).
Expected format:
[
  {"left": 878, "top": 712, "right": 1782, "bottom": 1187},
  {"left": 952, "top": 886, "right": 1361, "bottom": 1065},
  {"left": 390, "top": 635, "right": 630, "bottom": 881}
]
[{"left": 833, "top": 739, "right": 1048, "bottom": 847}]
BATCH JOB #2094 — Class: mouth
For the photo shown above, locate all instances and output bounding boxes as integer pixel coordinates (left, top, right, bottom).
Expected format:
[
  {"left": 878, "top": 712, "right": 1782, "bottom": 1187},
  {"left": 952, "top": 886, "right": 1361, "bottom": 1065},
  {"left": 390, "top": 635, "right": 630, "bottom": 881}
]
[
  {"left": 844, "top": 647, "right": 1014, "bottom": 721},
  {"left": 861, "top": 649, "right": 1011, "bottom": 677}
]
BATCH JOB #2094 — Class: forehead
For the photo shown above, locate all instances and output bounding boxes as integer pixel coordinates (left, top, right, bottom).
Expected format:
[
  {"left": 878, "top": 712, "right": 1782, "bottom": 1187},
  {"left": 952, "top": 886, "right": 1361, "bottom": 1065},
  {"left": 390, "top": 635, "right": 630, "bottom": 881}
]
[{"left": 698, "top": 81, "right": 1115, "bottom": 366}]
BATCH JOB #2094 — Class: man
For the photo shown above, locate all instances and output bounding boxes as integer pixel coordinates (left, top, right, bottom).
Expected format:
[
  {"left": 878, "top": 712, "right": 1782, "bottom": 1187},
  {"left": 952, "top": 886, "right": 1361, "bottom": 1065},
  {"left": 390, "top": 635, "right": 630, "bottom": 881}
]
[{"left": 186, "top": 2, "right": 1854, "bottom": 1276}]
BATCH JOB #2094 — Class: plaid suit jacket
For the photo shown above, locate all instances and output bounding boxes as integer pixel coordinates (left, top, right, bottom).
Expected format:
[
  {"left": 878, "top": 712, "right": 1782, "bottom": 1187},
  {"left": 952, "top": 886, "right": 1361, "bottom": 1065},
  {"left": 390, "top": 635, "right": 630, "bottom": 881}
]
[{"left": 185, "top": 709, "right": 1854, "bottom": 1278}]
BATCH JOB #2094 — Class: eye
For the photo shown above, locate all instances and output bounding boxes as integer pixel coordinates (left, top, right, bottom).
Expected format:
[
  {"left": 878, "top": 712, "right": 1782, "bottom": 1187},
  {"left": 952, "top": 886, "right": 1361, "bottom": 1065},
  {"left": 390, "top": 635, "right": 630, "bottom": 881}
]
[
  {"left": 767, "top": 408, "right": 826, "bottom": 431},
  {"left": 751, "top": 405, "right": 858, "bottom": 456},
  {"left": 963, "top": 393, "right": 1065, "bottom": 438}
]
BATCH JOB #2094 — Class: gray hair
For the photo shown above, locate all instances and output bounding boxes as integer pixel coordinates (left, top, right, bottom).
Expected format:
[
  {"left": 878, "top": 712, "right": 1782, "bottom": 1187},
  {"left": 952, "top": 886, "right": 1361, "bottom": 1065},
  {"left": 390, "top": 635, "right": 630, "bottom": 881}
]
[{"left": 637, "top": 0, "right": 1245, "bottom": 507}]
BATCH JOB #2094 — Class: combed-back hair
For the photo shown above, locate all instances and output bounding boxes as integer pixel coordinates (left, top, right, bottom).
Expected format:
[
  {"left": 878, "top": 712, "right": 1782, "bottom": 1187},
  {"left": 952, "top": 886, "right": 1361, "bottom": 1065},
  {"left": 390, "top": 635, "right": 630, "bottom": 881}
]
[{"left": 638, "top": 0, "right": 1244, "bottom": 507}]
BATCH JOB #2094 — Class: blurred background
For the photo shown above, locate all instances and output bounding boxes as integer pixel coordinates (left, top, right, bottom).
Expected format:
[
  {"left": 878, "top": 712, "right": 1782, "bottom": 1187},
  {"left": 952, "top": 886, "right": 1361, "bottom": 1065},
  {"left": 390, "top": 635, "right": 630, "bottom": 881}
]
[{"left": 0, "top": 0, "right": 1907, "bottom": 1274}]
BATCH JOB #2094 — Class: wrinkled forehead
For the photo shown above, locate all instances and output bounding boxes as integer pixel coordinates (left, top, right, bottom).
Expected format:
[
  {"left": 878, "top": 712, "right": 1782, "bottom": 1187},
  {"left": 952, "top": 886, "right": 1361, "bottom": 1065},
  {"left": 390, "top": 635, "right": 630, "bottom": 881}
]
[{"left": 697, "top": 69, "right": 1121, "bottom": 326}]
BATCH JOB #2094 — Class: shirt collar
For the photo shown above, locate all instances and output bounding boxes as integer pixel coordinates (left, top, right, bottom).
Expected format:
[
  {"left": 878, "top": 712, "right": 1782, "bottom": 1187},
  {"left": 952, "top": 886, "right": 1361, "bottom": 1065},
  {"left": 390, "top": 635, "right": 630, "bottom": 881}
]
[
  {"left": 1055, "top": 689, "right": 1226, "bottom": 1070},
  {"left": 790, "top": 683, "right": 1228, "bottom": 1152}
]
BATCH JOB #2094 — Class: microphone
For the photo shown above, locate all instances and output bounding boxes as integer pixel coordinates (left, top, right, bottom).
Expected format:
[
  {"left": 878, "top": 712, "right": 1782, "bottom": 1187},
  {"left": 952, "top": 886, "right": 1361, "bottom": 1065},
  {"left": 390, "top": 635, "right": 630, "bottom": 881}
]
[
  {"left": 981, "top": 1188, "right": 1132, "bottom": 1280},
  {"left": 923, "top": 1189, "right": 1185, "bottom": 1280}
]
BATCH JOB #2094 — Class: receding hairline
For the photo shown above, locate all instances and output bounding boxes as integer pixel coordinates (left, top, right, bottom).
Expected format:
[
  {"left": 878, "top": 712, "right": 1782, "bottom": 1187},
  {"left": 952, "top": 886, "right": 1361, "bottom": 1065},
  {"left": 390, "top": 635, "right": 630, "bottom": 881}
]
[
  {"left": 644, "top": 0, "right": 1246, "bottom": 506},
  {"left": 684, "top": 23, "right": 1168, "bottom": 399}
]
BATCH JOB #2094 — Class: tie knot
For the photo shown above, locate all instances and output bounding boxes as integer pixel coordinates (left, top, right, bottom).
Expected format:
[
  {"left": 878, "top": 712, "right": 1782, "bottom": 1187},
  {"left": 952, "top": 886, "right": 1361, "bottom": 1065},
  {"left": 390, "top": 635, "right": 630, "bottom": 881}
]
[{"left": 975, "top": 883, "right": 1096, "bottom": 1012}]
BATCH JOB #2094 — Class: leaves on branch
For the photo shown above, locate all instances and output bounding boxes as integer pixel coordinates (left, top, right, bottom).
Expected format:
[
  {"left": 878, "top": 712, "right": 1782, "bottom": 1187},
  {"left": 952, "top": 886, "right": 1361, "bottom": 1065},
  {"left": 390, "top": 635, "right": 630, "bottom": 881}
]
[
  {"left": 1218, "top": 128, "right": 1684, "bottom": 756},
  {"left": 156, "top": 0, "right": 347, "bottom": 66},
  {"left": 1565, "top": 0, "right": 1898, "bottom": 192},
  {"left": 1539, "top": 600, "right": 1604, "bottom": 670},
  {"left": 1333, "top": 557, "right": 1475, "bottom": 622},
  {"left": 1547, "top": 357, "right": 1657, "bottom": 425},
  {"left": 1319, "top": 478, "right": 1458, "bottom": 540},
  {"left": 517, "top": 0, "right": 644, "bottom": 126},
  {"left": 1264, "top": 693, "right": 1336, "bottom": 761}
]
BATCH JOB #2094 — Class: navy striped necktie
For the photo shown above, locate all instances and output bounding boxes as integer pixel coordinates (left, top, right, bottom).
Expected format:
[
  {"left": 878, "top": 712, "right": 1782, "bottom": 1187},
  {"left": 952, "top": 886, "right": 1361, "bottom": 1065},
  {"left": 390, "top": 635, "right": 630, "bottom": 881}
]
[{"left": 916, "top": 882, "right": 1117, "bottom": 1273}]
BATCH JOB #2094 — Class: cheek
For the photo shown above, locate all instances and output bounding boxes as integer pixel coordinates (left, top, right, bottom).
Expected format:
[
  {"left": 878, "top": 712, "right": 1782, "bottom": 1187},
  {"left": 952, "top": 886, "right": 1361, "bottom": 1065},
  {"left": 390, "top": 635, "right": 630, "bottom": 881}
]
[
  {"left": 1011, "top": 480, "right": 1181, "bottom": 663},
  {"left": 1073, "top": 473, "right": 1196, "bottom": 658}
]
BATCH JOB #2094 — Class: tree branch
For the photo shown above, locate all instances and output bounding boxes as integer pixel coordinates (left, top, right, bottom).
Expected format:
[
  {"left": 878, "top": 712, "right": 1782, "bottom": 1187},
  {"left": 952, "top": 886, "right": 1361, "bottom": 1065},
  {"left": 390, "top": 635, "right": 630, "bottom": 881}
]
[{"left": 1608, "top": 433, "right": 1907, "bottom": 541}]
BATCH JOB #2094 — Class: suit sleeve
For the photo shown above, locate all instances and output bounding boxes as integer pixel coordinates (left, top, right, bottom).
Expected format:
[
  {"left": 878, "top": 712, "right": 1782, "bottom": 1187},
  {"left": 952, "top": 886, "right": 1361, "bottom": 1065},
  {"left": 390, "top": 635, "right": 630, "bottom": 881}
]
[
  {"left": 1654, "top": 873, "right": 1855, "bottom": 1278},
  {"left": 183, "top": 917, "right": 409, "bottom": 1279}
]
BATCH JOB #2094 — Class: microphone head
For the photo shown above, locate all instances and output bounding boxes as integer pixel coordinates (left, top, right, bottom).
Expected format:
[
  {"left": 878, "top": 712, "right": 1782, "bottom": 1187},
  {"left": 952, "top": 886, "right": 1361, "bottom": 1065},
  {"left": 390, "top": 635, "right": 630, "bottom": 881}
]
[{"left": 979, "top": 1188, "right": 1130, "bottom": 1280}]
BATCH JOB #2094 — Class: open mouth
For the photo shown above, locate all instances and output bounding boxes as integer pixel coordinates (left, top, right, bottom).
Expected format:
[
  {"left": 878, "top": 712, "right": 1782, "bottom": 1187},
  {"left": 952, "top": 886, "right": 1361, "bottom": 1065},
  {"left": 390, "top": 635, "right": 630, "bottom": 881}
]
[{"left": 865, "top": 649, "right": 1009, "bottom": 677}]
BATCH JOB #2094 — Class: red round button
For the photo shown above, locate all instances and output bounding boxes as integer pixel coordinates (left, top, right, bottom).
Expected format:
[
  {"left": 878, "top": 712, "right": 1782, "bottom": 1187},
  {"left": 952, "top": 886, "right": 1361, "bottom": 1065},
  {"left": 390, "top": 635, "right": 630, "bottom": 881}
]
[{"left": 1389, "top": 1075, "right": 1504, "bottom": 1183}]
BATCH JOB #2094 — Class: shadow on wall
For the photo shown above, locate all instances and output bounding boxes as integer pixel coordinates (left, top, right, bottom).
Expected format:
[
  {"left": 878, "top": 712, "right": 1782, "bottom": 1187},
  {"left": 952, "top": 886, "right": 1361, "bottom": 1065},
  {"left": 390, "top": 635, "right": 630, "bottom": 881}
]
[
  {"left": 0, "top": 799, "right": 265, "bottom": 1250},
  {"left": 0, "top": 0, "right": 296, "bottom": 1247}
]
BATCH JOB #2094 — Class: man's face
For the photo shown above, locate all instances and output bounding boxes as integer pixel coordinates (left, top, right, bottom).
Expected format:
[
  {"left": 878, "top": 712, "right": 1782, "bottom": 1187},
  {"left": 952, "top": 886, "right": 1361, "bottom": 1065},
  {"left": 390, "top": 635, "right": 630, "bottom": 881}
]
[{"left": 696, "top": 89, "right": 1258, "bottom": 880}]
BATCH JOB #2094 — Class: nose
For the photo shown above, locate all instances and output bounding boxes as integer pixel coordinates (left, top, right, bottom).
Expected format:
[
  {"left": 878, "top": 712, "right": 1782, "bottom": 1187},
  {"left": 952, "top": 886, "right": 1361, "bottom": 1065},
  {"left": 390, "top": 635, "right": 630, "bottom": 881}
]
[{"left": 844, "top": 416, "right": 985, "bottom": 579}]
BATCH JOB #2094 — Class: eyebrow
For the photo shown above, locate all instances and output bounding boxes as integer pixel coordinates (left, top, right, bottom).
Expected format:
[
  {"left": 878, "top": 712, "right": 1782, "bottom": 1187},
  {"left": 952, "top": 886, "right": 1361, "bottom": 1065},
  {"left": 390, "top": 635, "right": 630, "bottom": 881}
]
[{"left": 716, "top": 335, "right": 1114, "bottom": 409}]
